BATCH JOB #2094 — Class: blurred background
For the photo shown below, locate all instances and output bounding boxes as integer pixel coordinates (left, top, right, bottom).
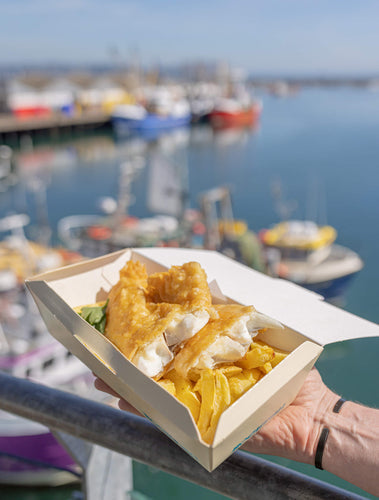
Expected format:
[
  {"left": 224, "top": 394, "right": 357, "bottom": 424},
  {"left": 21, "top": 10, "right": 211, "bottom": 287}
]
[{"left": 0, "top": 1, "right": 378, "bottom": 499}]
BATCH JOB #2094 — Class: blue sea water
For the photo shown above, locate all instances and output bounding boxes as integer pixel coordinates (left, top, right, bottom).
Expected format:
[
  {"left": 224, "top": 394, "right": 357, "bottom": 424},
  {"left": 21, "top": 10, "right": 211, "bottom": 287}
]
[{"left": 1, "top": 87, "right": 378, "bottom": 499}]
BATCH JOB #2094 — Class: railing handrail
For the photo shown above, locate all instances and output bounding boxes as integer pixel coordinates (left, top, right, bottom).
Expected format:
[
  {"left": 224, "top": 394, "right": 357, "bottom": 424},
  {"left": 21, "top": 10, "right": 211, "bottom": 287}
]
[{"left": 0, "top": 372, "right": 365, "bottom": 500}]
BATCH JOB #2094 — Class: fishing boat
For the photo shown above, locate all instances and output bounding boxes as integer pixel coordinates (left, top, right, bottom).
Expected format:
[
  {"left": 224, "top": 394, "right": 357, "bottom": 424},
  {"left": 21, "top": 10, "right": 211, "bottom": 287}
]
[
  {"left": 112, "top": 104, "right": 191, "bottom": 137},
  {"left": 207, "top": 98, "right": 262, "bottom": 129},
  {"left": 111, "top": 89, "right": 191, "bottom": 137},
  {"left": 0, "top": 319, "right": 93, "bottom": 486},
  {"left": 199, "top": 186, "right": 363, "bottom": 304},
  {"left": 0, "top": 214, "right": 92, "bottom": 485},
  {"left": 57, "top": 129, "right": 198, "bottom": 257},
  {"left": 259, "top": 220, "right": 364, "bottom": 302}
]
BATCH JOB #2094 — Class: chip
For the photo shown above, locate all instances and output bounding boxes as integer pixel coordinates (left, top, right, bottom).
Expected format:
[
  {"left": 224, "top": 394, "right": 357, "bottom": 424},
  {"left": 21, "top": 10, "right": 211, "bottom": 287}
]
[
  {"left": 204, "top": 370, "right": 231, "bottom": 443},
  {"left": 236, "top": 343, "right": 274, "bottom": 370},
  {"left": 196, "top": 369, "right": 216, "bottom": 437},
  {"left": 158, "top": 340, "right": 288, "bottom": 443},
  {"left": 271, "top": 348, "right": 289, "bottom": 368},
  {"left": 157, "top": 379, "right": 176, "bottom": 396},
  {"left": 218, "top": 365, "right": 243, "bottom": 377},
  {"left": 259, "top": 362, "right": 273, "bottom": 374},
  {"left": 228, "top": 369, "right": 259, "bottom": 403},
  {"left": 165, "top": 370, "right": 201, "bottom": 421}
]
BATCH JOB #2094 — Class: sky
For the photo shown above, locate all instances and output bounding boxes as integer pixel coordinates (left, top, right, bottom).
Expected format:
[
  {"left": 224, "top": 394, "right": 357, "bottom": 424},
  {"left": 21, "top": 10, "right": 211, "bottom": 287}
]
[{"left": 1, "top": 0, "right": 379, "bottom": 76}]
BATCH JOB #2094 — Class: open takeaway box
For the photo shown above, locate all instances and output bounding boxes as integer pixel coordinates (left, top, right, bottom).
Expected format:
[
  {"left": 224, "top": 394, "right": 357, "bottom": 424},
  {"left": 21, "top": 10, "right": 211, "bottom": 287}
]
[{"left": 26, "top": 247, "right": 379, "bottom": 471}]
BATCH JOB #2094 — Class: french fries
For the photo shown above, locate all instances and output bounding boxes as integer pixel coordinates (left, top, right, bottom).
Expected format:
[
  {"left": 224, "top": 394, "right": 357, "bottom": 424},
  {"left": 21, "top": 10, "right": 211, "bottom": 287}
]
[
  {"left": 236, "top": 342, "right": 274, "bottom": 369},
  {"left": 159, "top": 341, "right": 288, "bottom": 444}
]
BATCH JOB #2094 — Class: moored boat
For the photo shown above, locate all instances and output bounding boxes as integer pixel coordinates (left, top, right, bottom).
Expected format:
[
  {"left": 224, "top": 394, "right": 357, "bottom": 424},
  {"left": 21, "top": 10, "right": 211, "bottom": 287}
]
[
  {"left": 0, "top": 264, "right": 95, "bottom": 485},
  {"left": 207, "top": 98, "right": 262, "bottom": 129},
  {"left": 111, "top": 90, "right": 191, "bottom": 137},
  {"left": 0, "top": 347, "right": 92, "bottom": 486},
  {"left": 0, "top": 214, "right": 93, "bottom": 485},
  {"left": 259, "top": 220, "right": 364, "bottom": 303}
]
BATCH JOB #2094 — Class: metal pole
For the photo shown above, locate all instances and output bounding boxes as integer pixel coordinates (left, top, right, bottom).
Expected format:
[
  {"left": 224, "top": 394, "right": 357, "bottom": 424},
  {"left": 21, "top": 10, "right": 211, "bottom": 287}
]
[{"left": 0, "top": 373, "right": 364, "bottom": 500}]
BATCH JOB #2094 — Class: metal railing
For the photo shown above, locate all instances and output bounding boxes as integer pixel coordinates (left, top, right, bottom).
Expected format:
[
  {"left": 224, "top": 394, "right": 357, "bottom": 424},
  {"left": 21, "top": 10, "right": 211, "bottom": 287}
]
[{"left": 0, "top": 372, "right": 365, "bottom": 500}]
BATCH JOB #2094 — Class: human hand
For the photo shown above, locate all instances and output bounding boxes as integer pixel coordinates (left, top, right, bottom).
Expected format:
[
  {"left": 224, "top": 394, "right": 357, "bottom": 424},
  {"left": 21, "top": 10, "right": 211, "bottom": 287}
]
[
  {"left": 95, "top": 369, "right": 379, "bottom": 496},
  {"left": 94, "top": 368, "right": 337, "bottom": 465},
  {"left": 241, "top": 368, "right": 338, "bottom": 465},
  {"left": 94, "top": 377, "right": 142, "bottom": 415}
]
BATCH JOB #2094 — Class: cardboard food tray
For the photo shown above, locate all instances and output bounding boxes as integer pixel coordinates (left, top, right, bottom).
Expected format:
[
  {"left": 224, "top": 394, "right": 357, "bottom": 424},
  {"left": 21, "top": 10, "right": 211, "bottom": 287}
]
[{"left": 26, "top": 247, "right": 379, "bottom": 471}]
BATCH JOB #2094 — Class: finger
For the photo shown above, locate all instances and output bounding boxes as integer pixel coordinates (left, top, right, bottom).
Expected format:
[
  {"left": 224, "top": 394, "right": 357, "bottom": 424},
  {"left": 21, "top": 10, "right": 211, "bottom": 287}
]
[
  {"left": 93, "top": 378, "right": 143, "bottom": 416},
  {"left": 118, "top": 399, "right": 143, "bottom": 417},
  {"left": 94, "top": 377, "right": 122, "bottom": 399}
]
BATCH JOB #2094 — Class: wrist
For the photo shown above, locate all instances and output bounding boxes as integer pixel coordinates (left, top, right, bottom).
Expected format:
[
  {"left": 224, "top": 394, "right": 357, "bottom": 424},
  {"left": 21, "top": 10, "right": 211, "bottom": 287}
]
[
  {"left": 314, "top": 400, "right": 379, "bottom": 496},
  {"left": 314, "top": 397, "right": 348, "bottom": 469},
  {"left": 304, "top": 388, "right": 339, "bottom": 465}
]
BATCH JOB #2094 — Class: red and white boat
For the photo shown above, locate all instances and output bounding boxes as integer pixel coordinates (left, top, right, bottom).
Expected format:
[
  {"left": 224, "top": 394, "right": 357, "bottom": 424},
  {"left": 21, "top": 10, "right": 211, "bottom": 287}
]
[{"left": 207, "top": 98, "right": 262, "bottom": 129}]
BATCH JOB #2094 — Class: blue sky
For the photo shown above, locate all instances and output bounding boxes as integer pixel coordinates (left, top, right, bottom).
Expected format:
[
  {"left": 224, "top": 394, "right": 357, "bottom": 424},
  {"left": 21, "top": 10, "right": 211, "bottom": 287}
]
[{"left": 1, "top": 0, "right": 379, "bottom": 75}]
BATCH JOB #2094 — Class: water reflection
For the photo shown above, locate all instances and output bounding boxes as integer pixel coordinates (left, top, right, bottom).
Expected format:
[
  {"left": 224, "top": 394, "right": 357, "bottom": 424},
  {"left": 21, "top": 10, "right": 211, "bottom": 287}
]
[{"left": 8, "top": 122, "right": 258, "bottom": 187}]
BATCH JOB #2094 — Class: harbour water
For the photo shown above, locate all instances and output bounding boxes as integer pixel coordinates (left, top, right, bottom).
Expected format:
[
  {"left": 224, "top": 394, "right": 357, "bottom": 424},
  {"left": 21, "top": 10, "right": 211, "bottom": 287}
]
[{"left": 1, "top": 87, "right": 379, "bottom": 499}]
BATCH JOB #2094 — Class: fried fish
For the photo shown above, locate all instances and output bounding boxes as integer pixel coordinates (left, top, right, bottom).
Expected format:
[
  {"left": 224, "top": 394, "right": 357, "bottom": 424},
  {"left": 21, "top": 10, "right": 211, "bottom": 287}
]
[
  {"left": 174, "top": 303, "right": 283, "bottom": 378},
  {"left": 146, "top": 261, "right": 215, "bottom": 347},
  {"left": 105, "top": 260, "right": 214, "bottom": 377}
]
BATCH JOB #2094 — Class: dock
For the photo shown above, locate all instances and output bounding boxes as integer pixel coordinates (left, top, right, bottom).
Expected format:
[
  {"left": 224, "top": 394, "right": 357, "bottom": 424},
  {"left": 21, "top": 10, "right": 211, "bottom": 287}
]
[{"left": 0, "top": 111, "right": 112, "bottom": 142}]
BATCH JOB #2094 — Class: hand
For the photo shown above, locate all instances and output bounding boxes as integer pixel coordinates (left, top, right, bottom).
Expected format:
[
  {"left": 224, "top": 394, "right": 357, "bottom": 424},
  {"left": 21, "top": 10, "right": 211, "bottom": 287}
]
[
  {"left": 94, "top": 377, "right": 142, "bottom": 415},
  {"left": 241, "top": 368, "right": 338, "bottom": 465},
  {"left": 94, "top": 369, "right": 379, "bottom": 496},
  {"left": 94, "top": 367, "right": 335, "bottom": 466}
]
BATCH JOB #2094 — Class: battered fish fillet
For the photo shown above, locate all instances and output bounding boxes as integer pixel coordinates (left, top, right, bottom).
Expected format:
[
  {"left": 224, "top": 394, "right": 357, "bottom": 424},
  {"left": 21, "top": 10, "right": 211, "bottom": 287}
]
[
  {"left": 146, "top": 262, "right": 215, "bottom": 347},
  {"left": 174, "top": 303, "right": 283, "bottom": 378},
  {"left": 105, "top": 260, "right": 214, "bottom": 377}
]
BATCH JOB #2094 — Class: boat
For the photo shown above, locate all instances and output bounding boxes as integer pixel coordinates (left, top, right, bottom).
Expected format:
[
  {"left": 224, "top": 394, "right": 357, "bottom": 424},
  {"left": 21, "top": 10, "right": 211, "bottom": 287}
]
[
  {"left": 111, "top": 89, "right": 191, "bottom": 137},
  {"left": 112, "top": 103, "right": 191, "bottom": 137},
  {"left": 205, "top": 78, "right": 262, "bottom": 129},
  {"left": 189, "top": 97, "right": 216, "bottom": 123},
  {"left": 185, "top": 81, "right": 222, "bottom": 123},
  {"left": 56, "top": 153, "right": 186, "bottom": 258},
  {"left": 57, "top": 129, "right": 201, "bottom": 257},
  {"left": 0, "top": 323, "right": 93, "bottom": 486},
  {"left": 259, "top": 220, "right": 364, "bottom": 303},
  {"left": 199, "top": 186, "right": 363, "bottom": 304},
  {"left": 207, "top": 98, "right": 262, "bottom": 129},
  {"left": 57, "top": 212, "right": 186, "bottom": 258},
  {"left": 0, "top": 214, "right": 94, "bottom": 485}
]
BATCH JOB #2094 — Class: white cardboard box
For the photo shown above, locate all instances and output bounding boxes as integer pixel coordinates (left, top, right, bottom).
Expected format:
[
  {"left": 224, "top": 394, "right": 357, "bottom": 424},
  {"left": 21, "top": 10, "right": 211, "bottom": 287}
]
[{"left": 26, "top": 248, "right": 379, "bottom": 471}]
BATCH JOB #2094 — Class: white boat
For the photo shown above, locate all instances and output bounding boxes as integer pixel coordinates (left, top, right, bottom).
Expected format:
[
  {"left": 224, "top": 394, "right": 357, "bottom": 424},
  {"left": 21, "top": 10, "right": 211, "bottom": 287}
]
[
  {"left": 57, "top": 131, "right": 193, "bottom": 257},
  {"left": 199, "top": 187, "right": 363, "bottom": 304},
  {"left": 260, "top": 220, "right": 364, "bottom": 303},
  {"left": 0, "top": 215, "right": 94, "bottom": 485}
]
